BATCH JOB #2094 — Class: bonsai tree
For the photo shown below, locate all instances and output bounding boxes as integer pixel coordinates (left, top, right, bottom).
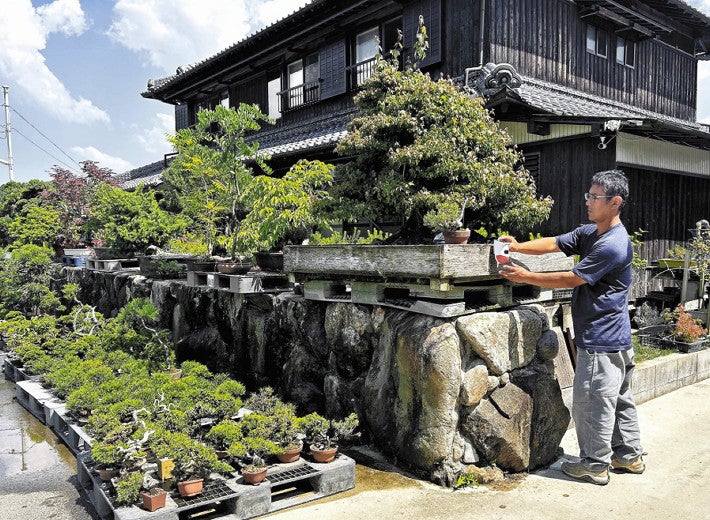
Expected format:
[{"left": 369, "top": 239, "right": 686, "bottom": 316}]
[
  {"left": 115, "top": 470, "right": 143, "bottom": 506},
  {"left": 155, "top": 431, "right": 232, "bottom": 482},
  {"left": 86, "top": 184, "right": 185, "bottom": 254},
  {"left": 663, "top": 305, "right": 707, "bottom": 344},
  {"left": 42, "top": 160, "right": 119, "bottom": 248},
  {"left": 164, "top": 104, "right": 272, "bottom": 257},
  {"left": 329, "top": 36, "right": 552, "bottom": 243},
  {"left": 237, "top": 159, "right": 334, "bottom": 253},
  {"left": 300, "top": 412, "right": 359, "bottom": 450}
]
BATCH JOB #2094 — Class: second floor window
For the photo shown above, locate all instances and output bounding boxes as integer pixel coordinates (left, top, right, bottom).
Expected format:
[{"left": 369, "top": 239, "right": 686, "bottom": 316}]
[
  {"left": 586, "top": 24, "right": 607, "bottom": 58},
  {"left": 286, "top": 54, "right": 320, "bottom": 108},
  {"left": 355, "top": 27, "right": 379, "bottom": 85},
  {"left": 616, "top": 37, "right": 636, "bottom": 68}
]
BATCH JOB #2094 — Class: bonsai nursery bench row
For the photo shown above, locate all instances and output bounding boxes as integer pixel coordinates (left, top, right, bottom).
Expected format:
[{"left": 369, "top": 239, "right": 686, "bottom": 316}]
[
  {"left": 186, "top": 271, "right": 291, "bottom": 295},
  {"left": 3, "top": 357, "right": 355, "bottom": 520},
  {"left": 85, "top": 258, "right": 140, "bottom": 272}
]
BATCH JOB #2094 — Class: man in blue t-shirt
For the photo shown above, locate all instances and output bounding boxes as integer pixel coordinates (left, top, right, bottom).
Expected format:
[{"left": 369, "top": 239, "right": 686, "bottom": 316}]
[{"left": 499, "top": 169, "right": 644, "bottom": 486}]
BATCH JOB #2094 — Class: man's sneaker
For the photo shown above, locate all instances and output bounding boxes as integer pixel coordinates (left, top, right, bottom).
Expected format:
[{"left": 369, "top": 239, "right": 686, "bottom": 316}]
[
  {"left": 561, "top": 460, "right": 610, "bottom": 485},
  {"left": 611, "top": 456, "right": 645, "bottom": 474}
]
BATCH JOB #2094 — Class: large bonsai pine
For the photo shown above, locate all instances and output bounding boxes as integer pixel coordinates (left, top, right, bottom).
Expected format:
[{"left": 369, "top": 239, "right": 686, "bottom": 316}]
[{"left": 331, "top": 44, "right": 552, "bottom": 243}]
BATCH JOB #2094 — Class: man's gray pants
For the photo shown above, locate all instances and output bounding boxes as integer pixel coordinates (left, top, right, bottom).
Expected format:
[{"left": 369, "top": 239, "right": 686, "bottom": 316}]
[{"left": 572, "top": 348, "right": 644, "bottom": 469}]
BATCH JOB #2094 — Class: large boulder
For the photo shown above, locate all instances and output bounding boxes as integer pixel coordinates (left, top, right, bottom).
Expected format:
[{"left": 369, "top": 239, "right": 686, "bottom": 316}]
[
  {"left": 461, "top": 382, "right": 532, "bottom": 472},
  {"left": 456, "top": 307, "right": 544, "bottom": 375}
]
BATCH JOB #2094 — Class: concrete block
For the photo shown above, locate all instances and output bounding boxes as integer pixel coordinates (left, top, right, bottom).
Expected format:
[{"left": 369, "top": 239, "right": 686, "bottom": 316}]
[
  {"left": 307, "top": 454, "right": 356, "bottom": 495},
  {"left": 654, "top": 357, "right": 681, "bottom": 397},
  {"left": 631, "top": 362, "right": 657, "bottom": 401},
  {"left": 695, "top": 349, "right": 710, "bottom": 381},
  {"left": 233, "top": 482, "right": 271, "bottom": 518}
]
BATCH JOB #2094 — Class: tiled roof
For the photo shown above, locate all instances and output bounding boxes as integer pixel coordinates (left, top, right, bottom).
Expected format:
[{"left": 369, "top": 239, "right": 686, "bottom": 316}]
[
  {"left": 511, "top": 75, "right": 710, "bottom": 135},
  {"left": 250, "top": 109, "right": 354, "bottom": 158},
  {"left": 114, "top": 159, "right": 171, "bottom": 190}
]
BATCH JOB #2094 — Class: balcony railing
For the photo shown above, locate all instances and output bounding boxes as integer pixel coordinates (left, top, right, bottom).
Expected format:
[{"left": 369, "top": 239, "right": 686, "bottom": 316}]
[
  {"left": 278, "top": 80, "right": 321, "bottom": 112},
  {"left": 346, "top": 57, "right": 378, "bottom": 89}
]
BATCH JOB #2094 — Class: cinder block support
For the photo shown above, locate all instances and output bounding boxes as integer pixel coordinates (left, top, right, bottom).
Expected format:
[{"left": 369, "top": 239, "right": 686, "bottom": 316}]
[
  {"left": 233, "top": 483, "right": 271, "bottom": 519},
  {"left": 308, "top": 456, "right": 356, "bottom": 495}
]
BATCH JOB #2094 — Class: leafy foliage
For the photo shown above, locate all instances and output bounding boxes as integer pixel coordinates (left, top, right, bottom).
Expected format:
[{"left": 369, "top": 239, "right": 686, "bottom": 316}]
[
  {"left": 237, "top": 159, "right": 334, "bottom": 252},
  {"left": 330, "top": 55, "right": 552, "bottom": 243},
  {"left": 0, "top": 244, "right": 64, "bottom": 317},
  {"left": 164, "top": 104, "right": 272, "bottom": 256},
  {"left": 87, "top": 184, "right": 185, "bottom": 253},
  {"left": 42, "top": 161, "right": 119, "bottom": 247}
]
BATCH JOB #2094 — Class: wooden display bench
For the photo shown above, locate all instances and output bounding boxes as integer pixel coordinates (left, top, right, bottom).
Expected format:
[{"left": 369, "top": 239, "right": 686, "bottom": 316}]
[
  {"left": 187, "top": 270, "right": 291, "bottom": 294},
  {"left": 285, "top": 244, "right": 573, "bottom": 317}
]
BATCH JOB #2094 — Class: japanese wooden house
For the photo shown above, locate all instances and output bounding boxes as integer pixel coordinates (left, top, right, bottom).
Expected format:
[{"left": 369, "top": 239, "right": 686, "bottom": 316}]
[{"left": 141, "top": 0, "right": 710, "bottom": 261}]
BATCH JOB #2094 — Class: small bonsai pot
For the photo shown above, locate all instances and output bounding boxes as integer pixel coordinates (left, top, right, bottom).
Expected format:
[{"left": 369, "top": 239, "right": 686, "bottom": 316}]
[
  {"left": 277, "top": 442, "right": 303, "bottom": 463},
  {"left": 177, "top": 478, "right": 204, "bottom": 497},
  {"left": 310, "top": 446, "right": 338, "bottom": 463},
  {"left": 216, "top": 260, "right": 252, "bottom": 274},
  {"left": 141, "top": 487, "right": 167, "bottom": 512},
  {"left": 241, "top": 467, "right": 268, "bottom": 485}
]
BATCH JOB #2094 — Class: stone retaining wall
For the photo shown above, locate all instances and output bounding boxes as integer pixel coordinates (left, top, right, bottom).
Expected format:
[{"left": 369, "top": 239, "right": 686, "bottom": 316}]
[{"left": 69, "top": 268, "right": 570, "bottom": 486}]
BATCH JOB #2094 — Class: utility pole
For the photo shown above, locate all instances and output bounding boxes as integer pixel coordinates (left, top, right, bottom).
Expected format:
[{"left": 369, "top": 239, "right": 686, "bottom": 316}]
[{"left": 1, "top": 85, "right": 14, "bottom": 181}]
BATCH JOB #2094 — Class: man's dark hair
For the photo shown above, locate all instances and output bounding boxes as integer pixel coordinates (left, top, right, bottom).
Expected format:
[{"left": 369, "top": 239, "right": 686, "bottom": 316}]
[{"left": 592, "top": 169, "right": 629, "bottom": 206}]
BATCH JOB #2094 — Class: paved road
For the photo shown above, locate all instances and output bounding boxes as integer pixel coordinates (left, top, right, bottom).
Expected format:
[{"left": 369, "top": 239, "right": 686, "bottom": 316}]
[
  {"left": 266, "top": 378, "right": 710, "bottom": 520},
  {"left": 2, "top": 371, "right": 709, "bottom": 520},
  {"left": 0, "top": 376, "right": 98, "bottom": 520}
]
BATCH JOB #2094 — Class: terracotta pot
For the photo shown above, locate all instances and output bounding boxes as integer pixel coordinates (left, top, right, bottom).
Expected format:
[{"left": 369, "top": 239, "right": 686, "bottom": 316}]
[
  {"left": 141, "top": 489, "right": 167, "bottom": 512},
  {"left": 216, "top": 260, "right": 252, "bottom": 274},
  {"left": 277, "top": 443, "right": 303, "bottom": 463},
  {"left": 442, "top": 229, "right": 471, "bottom": 244},
  {"left": 310, "top": 446, "right": 338, "bottom": 463},
  {"left": 177, "top": 478, "right": 204, "bottom": 497},
  {"left": 241, "top": 467, "right": 268, "bottom": 485}
]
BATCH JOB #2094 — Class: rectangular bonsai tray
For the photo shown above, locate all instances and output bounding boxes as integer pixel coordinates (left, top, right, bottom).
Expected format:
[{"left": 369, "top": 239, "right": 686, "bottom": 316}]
[{"left": 284, "top": 244, "right": 573, "bottom": 284}]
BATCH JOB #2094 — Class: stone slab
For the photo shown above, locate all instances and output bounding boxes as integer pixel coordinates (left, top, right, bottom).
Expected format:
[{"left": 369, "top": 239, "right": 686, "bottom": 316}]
[{"left": 285, "top": 244, "right": 573, "bottom": 281}]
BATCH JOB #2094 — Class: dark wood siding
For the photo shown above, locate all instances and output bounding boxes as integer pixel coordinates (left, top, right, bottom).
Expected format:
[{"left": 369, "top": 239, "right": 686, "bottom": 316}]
[
  {"left": 519, "top": 137, "right": 710, "bottom": 263},
  {"left": 320, "top": 40, "right": 347, "bottom": 99},
  {"left": 233, "top": 74, "right": 269, "bottom": 114},
  {"left": 485, "top": 0, "right": 697, "bottom": 120},
  {"left": 404, "top": 0, "right": 442, "bottom": 67},
  {"left": 624, "top": 167, "right": 710, "bottom": 260},
  {"left": 522, "top": 136, "right": 616, "bottom": 237}
]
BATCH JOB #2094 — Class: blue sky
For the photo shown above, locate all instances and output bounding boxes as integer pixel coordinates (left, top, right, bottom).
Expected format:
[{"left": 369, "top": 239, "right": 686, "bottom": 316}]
[{"left": 1, "top": 0, "right": 709, "bottom": 184}]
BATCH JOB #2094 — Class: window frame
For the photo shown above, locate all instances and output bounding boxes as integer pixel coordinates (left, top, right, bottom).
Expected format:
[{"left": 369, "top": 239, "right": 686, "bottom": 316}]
[
  {"left": 616, "top": 36, "right": 636, "bottom": 68},
  {"left": 586, "top": 24, "right": 608, "bottom": 59}
]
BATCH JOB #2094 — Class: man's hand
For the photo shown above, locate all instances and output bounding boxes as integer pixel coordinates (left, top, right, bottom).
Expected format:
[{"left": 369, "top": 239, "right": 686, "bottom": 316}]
[
  {"left": 498, "top": 262, "right": 529, "bottom": 283},
  {"left": 497, "top": 235, "right": 519, "bottom": 253}
]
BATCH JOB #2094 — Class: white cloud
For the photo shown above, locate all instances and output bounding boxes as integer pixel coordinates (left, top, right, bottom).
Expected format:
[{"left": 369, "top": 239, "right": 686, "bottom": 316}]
[
  {"left": 136, "top": 112, "right": 174, "bottom": 154},
  {"left": 107, "top": 0, "right": 312, "bottom": 72},
  {"left": 71, "top": 145, "right": 134, "bottom": 173},
  {"left": 36, "top": 0, "right": 87, "bottom": 36},
  {"left": 0, "top": 0, "right": 109, "bottom": 125}
]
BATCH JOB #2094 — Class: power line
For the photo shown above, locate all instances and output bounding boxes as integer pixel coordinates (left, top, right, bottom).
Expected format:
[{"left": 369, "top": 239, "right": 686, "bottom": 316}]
[
  {"left": 12, "top": 127, "right": 79, "bottom": 173},
  {"left": 10, "top": 107, "right": 82, "bottom": 169}
]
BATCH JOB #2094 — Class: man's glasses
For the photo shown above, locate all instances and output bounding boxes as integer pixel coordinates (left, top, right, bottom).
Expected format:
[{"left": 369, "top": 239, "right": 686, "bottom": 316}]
[{"left": 584, "top": 193, "right": 613, "bottom": 201}]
